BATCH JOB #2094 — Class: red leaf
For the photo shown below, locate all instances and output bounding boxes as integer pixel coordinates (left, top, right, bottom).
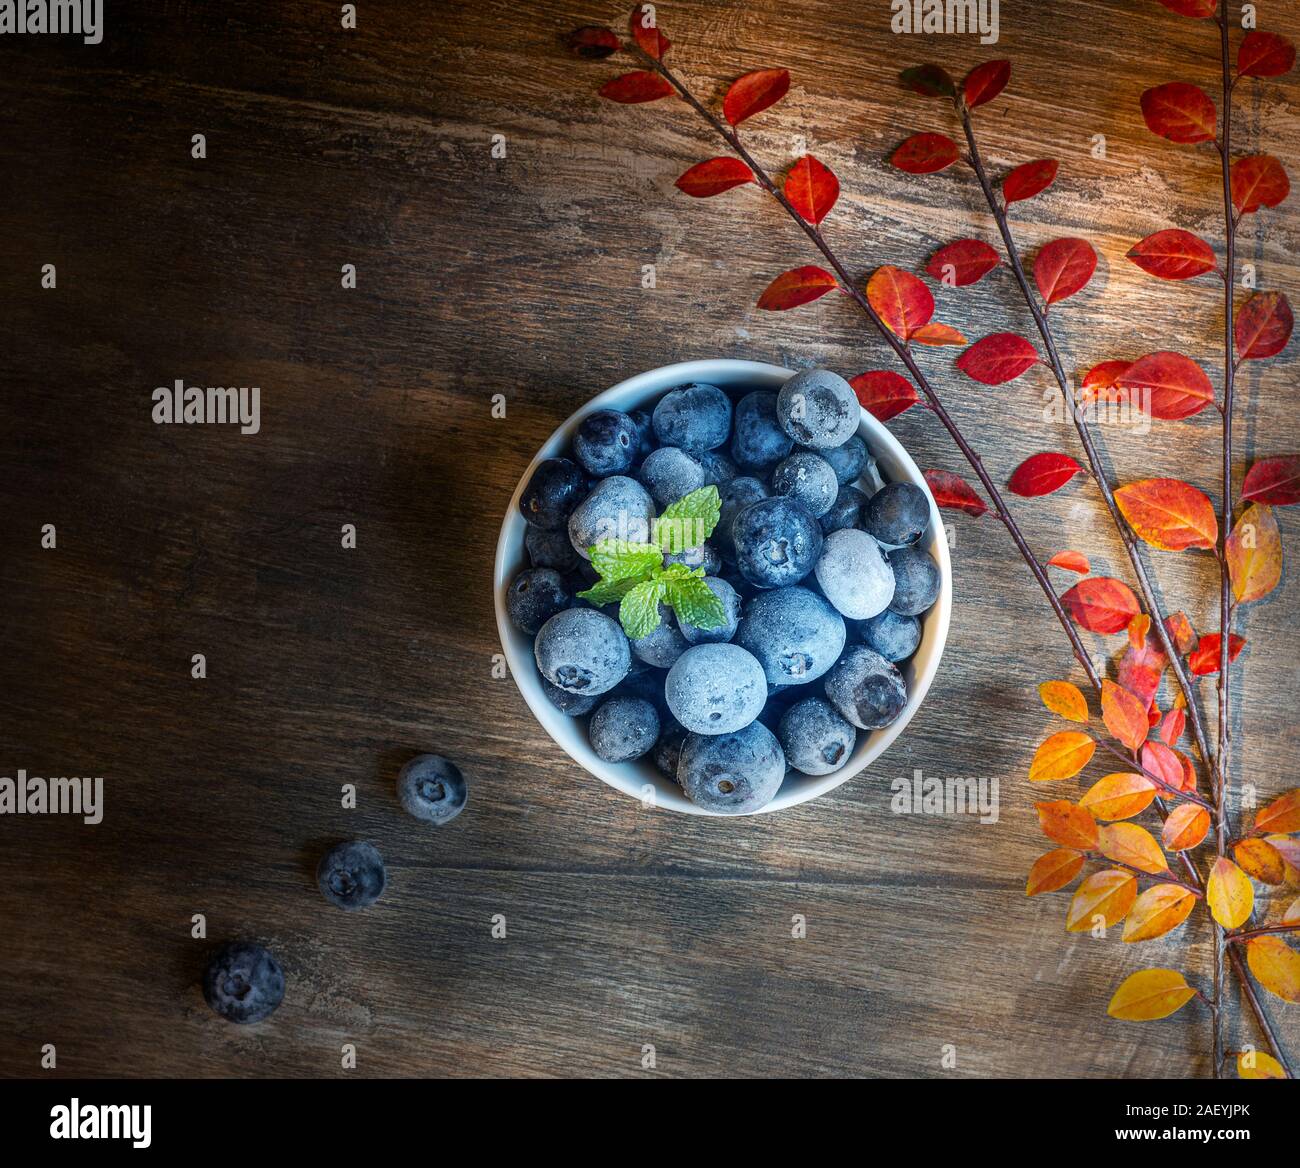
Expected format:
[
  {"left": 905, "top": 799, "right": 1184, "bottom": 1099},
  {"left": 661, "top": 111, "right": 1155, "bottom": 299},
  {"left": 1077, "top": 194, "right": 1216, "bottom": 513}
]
[
  {"left": 1062, "top": 577, "right": 1141, "bottom": 635},
  {"left": 909, "top": 322, "right": 968, "bottom": 346},
  {"left": 1004, "top": 159, "right": 1058, "bottom": 205},
  {"left": 892, "top": 132, "right": 960, "bottom": 174},
  {"left": 1235, "top": 291, "right": 1293, "bottom": 360},
  {"left": 629, "top": 5, "right": 670, "bottom": 59},
  {"left": 1120, "top": 636, "right": 1168, "bottom": 708},
  {"left": 1232, "top": 155, "right": 1290, "bottom": 214},
  {"left": 757, "top": 266, "right": 838, "bottom": 311},
  {"left": 1140, "top": 82, "right": 1217, "bottom": 143},
  {"left": 1155, "top": 0, "right": 1216, "bottom": 15},
  {"left": 924, "top": 470, "right": 987, "bottom": 517},
  {"left": 956, "top": 333, "right": 1039, "bottom": 384},
  {"left": 1242, "top": 456, "right": 1300, "bottom": 505},
  {"left": 900, "top": 64, "right": 956, "bottom": 97},
  {"left": 851, "top": 371, "right": 919, "bottom": 422},
  {"left": 964, "top": 60, "right": 1011, "bottom": 109},
  {"left": 600, "top": 71, "right": 675, "bottom": 103},
  {"left": 566, "top": 26, "right": 621, "bottom": 59},
  {"left": 1142, "top": 741, "right": 1192, "bottom": 794},
  {"left": 1079, "top": 360, "right": 1131, "bottom": 404},
  {"left": 675, "top": 157, "right": 755, "bottom": 198},
  {"left": 785, "top": 155, "right": 840, "bottom": 224},
  {"left": 1116, "top": 352, "right": 1214, "bottom": 421},
  {"left": 1048, "top": 551, "right": 1091, "bottom": 574},
  {"left": 1127, "top": 229, "right": 1217, "bottom": 280},
  {"left": 723, "top": 68, "right": 790, "bottom": 126},
  {"left": 926, "top": 239, "right": 1000, "bottom": 287},
  {"left": 1188, "top": 633, "right": 1246, "bottom": 676},
  {"left": 1160, "top": 709, "right": 1186, "bottom": 747},
  {"left": 1008, "top": 452, "right": 1085, "bottom": 497},
  {"left": 1034, "top": 238, "right": 1098, "bottom": 306},
  {"left": 1238, "top": 31, "right": 1296, "bottom": 78},
  {"left": 867, "top": 266, "right": 935, "bottom": 340}
]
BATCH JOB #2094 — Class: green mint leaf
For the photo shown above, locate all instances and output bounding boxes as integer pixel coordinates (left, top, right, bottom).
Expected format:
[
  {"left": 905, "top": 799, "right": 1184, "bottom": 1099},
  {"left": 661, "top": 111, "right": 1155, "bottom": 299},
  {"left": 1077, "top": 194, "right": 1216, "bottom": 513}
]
[
  {"left": 588, "top": 539, "right": 663, "bottom": 583},
  {"left": 665, "top": 573, "right": 727, "bottom": 631},
  {"left": 654, "top": 485, "right": 722, "bottom": 553},
  {"left": 577, "top": 576, "right": 643, "bottom": 608},
  {"left": 619, "top": 578, "right": 664, "bottom": 640},
  {"left": 658, "top": 561, "right": 700, "bottom": 581}
]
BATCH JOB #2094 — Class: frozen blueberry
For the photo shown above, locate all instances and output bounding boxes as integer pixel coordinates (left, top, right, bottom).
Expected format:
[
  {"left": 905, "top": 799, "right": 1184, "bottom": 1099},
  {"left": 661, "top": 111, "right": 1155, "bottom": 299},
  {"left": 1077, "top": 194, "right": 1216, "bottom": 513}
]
[
  {"left": 776, "top": 368, "right": 859, "bottom": 449},
  {"left": 731, "top": 496, "right": 824, "bottom": 589},
  {"left": 614, "top": 661, "right": 668, "bottom": 711},
  {"left": 526, "top": 525, "right": 582, "bottom": 573},
  {"left": 678, "top": 721, "right": 786, "bottom": 814},
  {"left": 824, "top": 646, "right": 908, "bottom": 730},
  {"left": 202, "top": 941, "right": 285, "bottom": 1024},
  {"left": 629, "top": 408, "right": 656, "bottom": 462},
  {"left": 397, "top": 754, "right": 467, "bottom": 825},
  {"left": 778, "top": 697, "right": 858, "bottom": 776},
  {"left": 637, "top": 446, "right": 706, "bottom": 509},
  {"left": 507, "top": 568, "right": 572, "bottom": 635},
  {"left": 697, "top": 448, "right": 738, "bottom": 488},
  {"left": 817, "top": 435, "right": 870, "bottom": 486},
  {"left": 716, "top": 476, "right": 771, "bottom": 564},
  {"left": 861, "top": 608, "right": 922, "bottom": 662},
  {"left": 887, "top": 545, "right": 941, "bottom": 616},
  {"left": 568, "top": 476, "right": 655, "bottom": 559},
  {"left": 677, "top": 576, "right": 741, "bottom": 644},
  {"left": 519, "top": 457, "right": 587, "bottom": 531},
  {"left": 736, "top": 585, "right": 846, "bottom": 687},
  {"left": 863, "top": 481, "right": 930, "bottom": 547},
  {"left": 665, "top": 643, "right": 767, "bottom": 735},
  {"left": 664, "top": 543, "right": 721, "bottom": 576},
  {"left": 652, "top": 383, "right": 732, "bottom": 452},
  {"left": 652, "top": 718, "right": 688, "bottom": 782},
  {"left": 574, "top": 409, "right": 640, "bottom": 477},
  {"left": 631, "top": 603, "right": 690, "bottom": 668},
  {"left": 730, "top": 390, "right": 794, "bottom": 469},
  {"left": 772, "top": 452, "right": 839, "bottom": 519},
  {"left": 541, "top": 677, "right": 600, "bottom": 716},
  {"left": 820, "top": 484, "right": 869, "bottom": 535},
  {"left": 814, "top": 528, "right": 896, "bottom": 620},
  {"left": 589, "top": 696, "right": 661, "bottom": 762},
  {"left": 317, "top": 840, "right": 387, "bottom": 910},
  {"left": 534, "top": 607, "right": 631, "bottom": 695}
]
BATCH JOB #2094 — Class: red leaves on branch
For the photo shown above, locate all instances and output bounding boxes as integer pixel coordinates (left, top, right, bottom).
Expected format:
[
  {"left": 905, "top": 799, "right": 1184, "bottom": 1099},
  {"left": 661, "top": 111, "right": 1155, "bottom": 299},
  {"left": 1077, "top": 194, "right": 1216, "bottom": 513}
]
[
  {"left": 1232, "top": 155, "right": 1290, "bottom": 214},
  {"left": 675, "top": 157, "right": 755, "bottom": 197},
  {"left": 757, "top": 266, "right": 838, "bottom": 310},
  {"left": 900, "top": 64, "right": 956, "bottom": 97},
  {"left": 1242, "top": 456, "right": 1300, "bottom": 505},
  {"left": 956, "top": 333, "right": 1039, "bottom": 384},
  {"left": 600, "top": 71, "right": 674, "bottom": 102},
  {"left": 1033, "top": 238, "right": 1097, "bottom": 306},
  {"left": 852, "top": 371, "right": 919, "bottom": 421},
  {"left": 924, "top": 469, "right": 987, "bottom": 517},
  {"left": 1154, "top": 0, "right": 1216, "bottom": 16},
  {"left": 892, "top": 133, "right": 960, "bottom": 174},
  {"left": 1115, "top": 352, "right": 1215, "bottom": 420},
  {"left": 629, "top": 5, "right": 670, "bottom": 59},
  {"left": 567, "top": 26, "right": 620, "bottom": 59},
  {"left": 1008, "top": 452, "right": 1084, "bottom": 497},
  {"left": 1062, "top": 577, "right": 1141, "bottom": 635},
  {"left": 1127, "top": 229, "right": 1217, "bottom": 280},
  {"left": 963, "top": 60, "right": 1011, "bottom": 109},
  {"left": 1188, "top": 633, "right": 1246, "bottom": 676},
  {"left": 867, "top": 266, "right": 935, "bottom": 340},
  {"left": 1114, "top": 478, "right": 1218, "bottom": 552},
  {"left": 1140, "top": 82, "right": 1217, "bottom": 143},
  {"left": 784, "top": 155, "right": 840, "bottom": 224},
  {"left": 1079, "top": 360, "right": 1131, "bottom": 404},
  {"left": 1048, "top": 551, "right": 1091, "bottom": 575},
  {"left": 1238, "top": 31, "right": 1297, "bottom": 79},
  {"left": 1003, "top": 159, "right": 1058, "bottom": 205},
  {"left": 927, "top": 239, "right": 999, "bottom": 287},
  {"left": 1235, "top": 291, "right": 1293, "bottom": 360},
  {"left": 723, "top": 68, "right": 790, "bottom": 125}
]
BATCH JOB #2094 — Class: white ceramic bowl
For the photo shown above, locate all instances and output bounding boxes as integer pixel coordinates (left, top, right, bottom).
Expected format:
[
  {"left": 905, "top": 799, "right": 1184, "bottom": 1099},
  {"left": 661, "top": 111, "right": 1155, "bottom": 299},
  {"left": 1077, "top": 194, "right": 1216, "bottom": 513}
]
[{"left": 493, "top": 359, "right": 952, "bottom": 815}]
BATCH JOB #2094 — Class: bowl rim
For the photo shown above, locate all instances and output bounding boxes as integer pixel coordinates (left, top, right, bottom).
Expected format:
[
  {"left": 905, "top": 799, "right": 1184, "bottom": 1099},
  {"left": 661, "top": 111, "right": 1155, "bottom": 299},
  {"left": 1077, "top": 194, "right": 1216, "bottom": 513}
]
[{"left": 493, "top": 358, "right": 952, "bottom": 816}]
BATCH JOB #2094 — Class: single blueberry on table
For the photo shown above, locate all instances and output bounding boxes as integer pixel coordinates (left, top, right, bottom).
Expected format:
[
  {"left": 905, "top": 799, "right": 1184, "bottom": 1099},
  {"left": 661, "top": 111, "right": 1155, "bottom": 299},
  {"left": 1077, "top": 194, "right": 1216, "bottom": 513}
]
[
  {"left": 824, "top": 646, "right": 908, "bottom": 730},
  {"left": 506, "top": 567, "right": 572, "bottom": 635},
  {"left": 567, "top": 475, "right": 655, "bottom": 560},
  {"left": 663, "top": 542, "right": 721, "bottom": 576},
  {"left": 715, "top": 476, "right": 771, "bottom": 565},
  {"left": 771, "top": 451, "right": 839, "bottom": 519},
  {"left": 519, "top": 457, "right": 587, "bottom": 531},
  {"left": 652, "top": 383, "right": 733, "bottom": 452},
  {"left": 816, "top": 434, "right": 871, "bottom": 486},
  {"left": 535, "top": 607, "right": 631, "bottom": 696},
  {"left": 665, "top": 642, "right": 767, "bottom": 735},
  {"left": 574, "top": 408, "right": 640, "bottom": 477},
  {"left": 637, "top": 445, "right": 706, "bottom": 510},
  {"left": 814, "top": 528, "right": 896, "bottom": 620},
  {"left": 631, "top": 602, "right": 690, "bottom": 669},
  {"left": 396, "top": 754, "right": 468, "bottom": 825},
  {"left": 526, "top": 524, "right": 582, "bottom": 574},
  {"left": 776, "top": 368, "right": 859, "bottom": 449},
  {"left": 861, "top": 608, "right": 922, "bottom": 663},
  {"left": 887, "top": 545, "right": 941, "bottom": 616},
  {"left": 862, "top": 481, "right": 930, "bottom": 548},
  {"left": 678, "top": 721, "right": 787, "bottom": 814},
  {"left": 676, "top": 576, "right": 741, "bottom": 644},
  {"left": 730, "top": 390, "right": 794, "bottom": 470},
  {"left": 589, "top": 696, "right": 661, "bottom": 762},
  {"left": 697, "top": 448, "right": 738, "bottom": 488},
  {"left": 778, "top": 697, "right": 858, "bottom": 776},
  {"left": 736, "top": 585, "right": 846, "bottom": 687},
  {"left": 820, "top": 484, "right": 869, "bottom": 535},
  {"left": 202, "top": 941, "right": 285, "bottom": 1024},
  {"left": 317, "top": 840, "right": 387, "bottom": 910},
  {"left": 732, "top": 496, "right": 824, "bottom": 589},
  {"left": 541, "top": 676, "right": 600, "bottom": 716}
]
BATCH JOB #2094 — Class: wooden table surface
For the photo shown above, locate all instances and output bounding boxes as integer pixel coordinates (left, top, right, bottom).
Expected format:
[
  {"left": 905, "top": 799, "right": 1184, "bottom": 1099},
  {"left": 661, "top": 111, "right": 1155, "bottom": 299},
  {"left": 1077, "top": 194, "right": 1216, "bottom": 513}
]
[{"left": 1, "top": 0, "right": 1297, "bottom": 1078}]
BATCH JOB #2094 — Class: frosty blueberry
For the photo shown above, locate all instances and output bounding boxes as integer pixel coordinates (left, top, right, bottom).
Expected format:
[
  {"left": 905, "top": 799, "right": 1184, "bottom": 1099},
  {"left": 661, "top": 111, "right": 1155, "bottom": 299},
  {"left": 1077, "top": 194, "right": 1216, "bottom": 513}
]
[
  {"left": 778, "top": 697, "right": 858, "bottom": 776},
  {"left": 630, "top": 602, "right": 690, "bottom": 668},
  {"left": 519, "top": 457, "right": 587, "bottom": 531},
  {"left": 534, "top": 607, "right": 631, "bottom": 696},
  {"left": 541, "top": 677, "right": 600, "bottom": 716},
  {"left": 574, "top": 408, "right": 640, "bottom": 476},
  {"left": 731, "top": 496, "right": 824, "bottom": 588},
  {"left": 317, "top": 840, "right": 387, "bottom": 910},
  {"left": 817, "top": 434, "right": 870, "bottom": 486},
  {"left": 665, "top": 643, "right": 767, "bottom": 735},
  {"left": 772, "top": 451, "right": 839, "bottom": 519},
  {"left": 526, "top": 525, "right": 582, "bottom": 573},
  {"left": 824, "top": 646, "right": 908, "bottom": 730},
  {"left": 730, "top": 390, "right": 794, "bottom": 469},
  {"left": 820, "top": 484, "right": 869, "bottom": 534},
  {"left": 202, "top": 941, "right": 285, "bottom": 1025},
  {"left": 861, "top": 608, "right": 922, "bottom": 662},
  {"left": 736, "top": 585, "right": 846, "bottom": 687},
  {"left": 678, "top": 721, "right": 787, "bottom": 814},
  {"left": 637, "top": 446, "right": 705, "bottom": 509},
  {"left": 814, "top": 528, "right": 896, "bottom": 620},
  {"left": 567, "top": 475, "right": 655, "bottom": 559},
  {"left": 776, "top": 368, "right": 858, "bottom": 449},
  {"left": 588, "top": 696, "right": 661, "bottom": 762},
  {"left": 715, "top": 476, "right": 770, "bottom": 564},
  {"left": 652, "top": 382, "right": 732, "bottom": 452},
  {"left": 629, "top": 407, "right": 656, "bottom": 462},
  {"left": 507, "top": 568, "right": 572, "bottom": 635},
  {"left": 652, "top": 717, "right": 688, "bottom": 782},
  {"left": 886, "top": 545, "right": 941, "bottom": 616},
  {"left": 676, "top": 576, "right": 740, "bottom": 644},
  {"left": 697, "top": 448, "right": 738, "bottom": 488},
  {"left": 663, "top": 543, "right": 721, "bottom": 576},
  {"left": 863, "top": 481, "right": 930, "bottom": 547},
  {"left": 396, "top": 754, "right": 468, "bottom": 825}
]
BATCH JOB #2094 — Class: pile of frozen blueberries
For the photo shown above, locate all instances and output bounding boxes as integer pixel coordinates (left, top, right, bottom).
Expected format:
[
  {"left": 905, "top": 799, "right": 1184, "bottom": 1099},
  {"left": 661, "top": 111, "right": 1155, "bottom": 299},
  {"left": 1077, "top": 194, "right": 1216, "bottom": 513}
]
[{"left": 509, "top": 368, "right": 941, "bottom": 815}]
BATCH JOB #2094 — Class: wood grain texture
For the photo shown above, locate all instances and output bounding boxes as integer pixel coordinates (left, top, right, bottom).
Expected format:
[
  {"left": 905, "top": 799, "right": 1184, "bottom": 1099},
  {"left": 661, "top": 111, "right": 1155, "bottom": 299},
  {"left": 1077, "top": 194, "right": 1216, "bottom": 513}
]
[{"left": 0, "top": 0, "right": 1296, "bottom": 1078}]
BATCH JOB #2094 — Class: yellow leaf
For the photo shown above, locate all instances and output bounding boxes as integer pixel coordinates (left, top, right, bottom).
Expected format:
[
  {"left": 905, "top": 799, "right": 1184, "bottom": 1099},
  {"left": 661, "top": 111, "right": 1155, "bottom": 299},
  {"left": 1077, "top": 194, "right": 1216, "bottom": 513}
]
[
  {"left": 1099, "top": 822, "right": 1168, "bottom": 874},
  {"left": 1123, "top": 883, "right": 1196, "bottom": 943},
  {"left": 1067, "top": 869, "right": 1137, "bottom": 932},
  {"left": 1235, "top": 838, "right": 1287, "bottom": 886},
  {"left": 1107, "top": 968, "right": 1197, "bottom": 1020},
  {"left": 1238, "top": 1050, "right": 1286, "bottom": 1079},
  {"left": 1257, "top": 789, "right": 1300, "bottom": 834},
  {"left": 1245, "top": 936, "right": 1300, "bottom": 1004},
  {"left": 1226, "top": 503, "right": 1282, "bottom": 604},
  {"left": 1207, "top": 857, "right": 1254, "bottom": 929},
  {"left": 1284, "top": 897, "right": 1300, "bottom": 925},
  {"left": 1039, "top": 680, "right": 1089, "bottom": 723},
  {"left": 1026, "top": 848, "right": 1084, "bottom": 897},
  {"left": 1162, "top": 803, "right": 1210, "bottom": 851},
  {"left": 1029, "top": 730, "right": 1096, "bottom": 782},
  {"left": 1080, "top": 773, "right": 1156, "bottom": 821}
]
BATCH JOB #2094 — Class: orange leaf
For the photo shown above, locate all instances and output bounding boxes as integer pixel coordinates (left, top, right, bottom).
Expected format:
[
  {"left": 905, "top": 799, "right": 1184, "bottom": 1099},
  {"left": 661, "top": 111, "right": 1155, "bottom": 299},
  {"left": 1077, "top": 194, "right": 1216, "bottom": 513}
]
[
  {"left": 1268, "top": 836, "right": 1300, "bottom": 884},
  {"left": 1115, "top": 478, "right": 1218, "bottom": 551},
  {"left": 1048, "top": 550, "right": 1090, "bottom": 574},
  {"left": 1162, "top": 803, "right": 1210, "bottom": 851},
  {"left": 1207, "top": 857, "right": 1254, "bottom": 928},
  {"left": 757, "top": 266, "right": 838, "bottom": 310},
  {"left": 1285, "top": 895, "right": 1300, "bottom": 924},
  {"left": 1128, "top": 613, "right": 1151, "bottom": 650},
  {"left": 1235, "top": 838, "right": 1287, "bottom": 886},
  {"left": 1038, "top": 680, "right": 1089, "bottom": 723},
  {"left": 1245, "top": 936, "right": 1300, "bottom": 1003},
  {"left": 1026, "top": 848, "right": 1085, "bottom": 896},
  {"left": 1107, "top": 969, "right": 1196, "bottom": 1020},
  {"left": 1159, "top": 708, "right": 1186, "bottom": 747},
  {"left": 1257, "top": 789, "right": 1300, "bottom": 834},
  {"left": 1029, "top": 731, "right": 1096, "bottom": 782},
  {"left": 1123, "top": 883, "right": 1196, "bottom": 943},
  {"left": 1061, "top": 577, "right": 1140, "bottom": 634},
  {"left": 1080, "top": 773, "right": 1157, "bottom": 821},
  {"left": 1238, "top": 1050, "right": 1287, "bottom": 1079},
  {"left": 909, "top": 322, "right": 969, "bottom": 346},
  {"left": 1067, "top": 869, "right": 1137, "bottom": 931},
  {"left": 866, "top": 265, "right": 935, "bottom": 341},
  {"left": 1226, "top": 503, "right": 1282, "bottom": 604},
  {"left": 1036, "top": 800, "right": 1099, "bottom": 850},
  {"left": 1099, "top": 822, "right": 1168, "bottom": 874},
  {"left": 1102, "top": 679, "right": 1150, "bottom": 751},
  {"left": 1165, "top": 611, "right": 1198, "bottom": 655}
]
